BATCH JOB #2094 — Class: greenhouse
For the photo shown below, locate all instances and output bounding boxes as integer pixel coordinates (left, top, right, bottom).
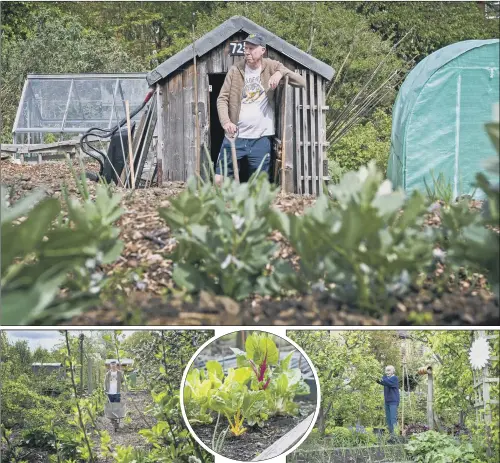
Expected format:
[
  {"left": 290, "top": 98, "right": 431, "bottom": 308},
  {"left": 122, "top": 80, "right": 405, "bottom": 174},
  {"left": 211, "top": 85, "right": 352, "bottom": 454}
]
[
  {"left": 12, "top": 73, "right": 149, "bottom": 143},
  {"left": 387, "top": 39, "right": 500, "bottom": 199}
]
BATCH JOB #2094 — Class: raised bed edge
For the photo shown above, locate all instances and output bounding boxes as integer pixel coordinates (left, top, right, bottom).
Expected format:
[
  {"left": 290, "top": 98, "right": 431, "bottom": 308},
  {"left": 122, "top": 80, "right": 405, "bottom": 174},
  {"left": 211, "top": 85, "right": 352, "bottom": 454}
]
[{"left": 251, "top": 412, "right": 315, "bottom": 461}]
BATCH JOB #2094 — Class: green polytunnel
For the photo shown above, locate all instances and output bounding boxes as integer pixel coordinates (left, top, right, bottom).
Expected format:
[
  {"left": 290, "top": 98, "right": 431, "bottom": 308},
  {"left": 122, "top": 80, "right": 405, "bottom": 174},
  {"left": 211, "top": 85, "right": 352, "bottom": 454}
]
[{"left": 387, "top": 39, "right": 499, "bottom": 199}]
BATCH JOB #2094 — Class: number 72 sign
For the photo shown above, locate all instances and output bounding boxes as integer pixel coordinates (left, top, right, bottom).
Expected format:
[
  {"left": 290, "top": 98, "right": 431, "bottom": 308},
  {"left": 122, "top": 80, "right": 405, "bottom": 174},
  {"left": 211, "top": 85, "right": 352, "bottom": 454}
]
[{"left": 229, "top": 42, "right": 245, "bottom": 56}]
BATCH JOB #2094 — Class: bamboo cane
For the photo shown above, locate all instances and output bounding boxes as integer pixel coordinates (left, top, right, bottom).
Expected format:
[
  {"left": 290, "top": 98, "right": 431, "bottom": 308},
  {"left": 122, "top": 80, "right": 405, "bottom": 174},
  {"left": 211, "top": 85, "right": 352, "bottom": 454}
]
[
  {"left": 125, "top": 100, "right": 135, "bottom": 189},
  {"left": 228, "top": 132, "right": 239, "bottom": 183}
]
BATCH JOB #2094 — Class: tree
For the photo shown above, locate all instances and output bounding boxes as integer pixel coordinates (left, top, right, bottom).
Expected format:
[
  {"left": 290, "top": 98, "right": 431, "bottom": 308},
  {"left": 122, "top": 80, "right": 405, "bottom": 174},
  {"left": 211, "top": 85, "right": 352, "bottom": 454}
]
[
  {"left": 352, "top": 1, "right": 500, "bottom": 62},
  {"left": 288, "top": 331, "right": 386, "bottom": 433},
  {"left": 418, "top": 331, "right": 475, "bottom": 425},
  {"left": 0, "top": 7, "right": 143, "bottom": 142}
]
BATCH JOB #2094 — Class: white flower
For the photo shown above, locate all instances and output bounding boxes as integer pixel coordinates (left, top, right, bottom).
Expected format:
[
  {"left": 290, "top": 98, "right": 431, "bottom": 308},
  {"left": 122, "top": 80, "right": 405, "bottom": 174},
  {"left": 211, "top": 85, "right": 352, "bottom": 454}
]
[
  {"left": 85, "top": 258, "right": 96, "bottom": 269},
  {"left": 359, "top": 243, "right": 367, "bottom": 253},
  {"left": 232, "top": 214, "right": 245, "bottom": 230},
  {"left": 387, "top": 253, "right": 398, "bottom": 262}
]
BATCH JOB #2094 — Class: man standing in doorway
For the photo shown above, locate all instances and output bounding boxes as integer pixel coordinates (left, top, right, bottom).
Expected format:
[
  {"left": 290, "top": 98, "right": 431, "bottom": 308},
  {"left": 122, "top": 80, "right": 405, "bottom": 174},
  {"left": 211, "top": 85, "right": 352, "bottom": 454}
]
[
  {"left": 374, "top": 365, "right": 400, "bottom": 436},
  {"left": 215, "top": 33, "right": 306, "bottom": 184},
  {"left": 105, "top": 361, "right": 125, "bottom": 403}
]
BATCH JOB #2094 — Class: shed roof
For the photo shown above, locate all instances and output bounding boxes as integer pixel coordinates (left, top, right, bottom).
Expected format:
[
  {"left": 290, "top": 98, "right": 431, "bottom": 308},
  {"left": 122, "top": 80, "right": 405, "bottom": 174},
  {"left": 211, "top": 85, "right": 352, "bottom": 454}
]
[
  {"left": 147, "top": 15, "right": 335, "bottom": 85},
  {"left": 105, "top": 358, "right": 134, "bottom": 365},
  {"left": 32, "top": 363, "right": 63, "bottom": 367}
]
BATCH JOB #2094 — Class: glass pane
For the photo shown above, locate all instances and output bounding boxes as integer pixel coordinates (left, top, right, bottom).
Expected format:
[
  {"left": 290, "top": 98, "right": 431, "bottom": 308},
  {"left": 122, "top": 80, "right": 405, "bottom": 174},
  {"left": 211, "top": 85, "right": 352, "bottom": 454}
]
[{"left": 13, "top": 75, "right": 149, "bottom": 133}]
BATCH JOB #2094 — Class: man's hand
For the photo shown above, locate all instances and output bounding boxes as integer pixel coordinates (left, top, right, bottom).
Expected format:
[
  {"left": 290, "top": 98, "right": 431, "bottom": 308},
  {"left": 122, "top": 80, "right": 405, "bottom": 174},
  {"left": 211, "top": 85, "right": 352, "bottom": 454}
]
[
  {"left": 224, "top": 122, "right": 237, "bottom": 136},
  {"left": 269, "top": 71, "right": 283, "bottom": 89}
]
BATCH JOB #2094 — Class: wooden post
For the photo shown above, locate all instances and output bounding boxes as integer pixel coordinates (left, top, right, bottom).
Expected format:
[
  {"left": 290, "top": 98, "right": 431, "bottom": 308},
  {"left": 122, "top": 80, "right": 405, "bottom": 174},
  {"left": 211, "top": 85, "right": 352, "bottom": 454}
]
[
  {"left": 192, "top": 22, "right": 201, "bottom": 181},
  {"left": 79, "top": 334, "right": 84, "bottom": 397},
  {"left": 125, "top": 100, "right": 135, "bottom": 188},
  {"left": 157, "top": 159, "right": 163, "bottom": 187},
  {"left": 281, "top": 75, "right": 289, "bottom": 195},
  {"left": 88, "top": 358, "right": 93, "bottom": 394},
  {"left": 427, "top": 369, "right": 434, "bottom": 430},
  {"left": 401, "top": 362, "right": 405, "bottom": 432}
]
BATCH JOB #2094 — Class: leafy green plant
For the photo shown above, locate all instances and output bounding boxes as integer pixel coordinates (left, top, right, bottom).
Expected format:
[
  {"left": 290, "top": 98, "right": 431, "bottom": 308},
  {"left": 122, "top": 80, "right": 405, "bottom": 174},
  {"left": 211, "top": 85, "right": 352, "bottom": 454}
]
[
  {"left": 424, "top": 171, "right": 455, "bottom": 205},
  {"left": 405, "top": 430, "right": 480, "bottom": 463},
  {"left": 273, "top": 161, "right": 434, "bottom": 310},
  {"left": 231, "top": 332, "right": 280, "bottom": 390},
  {"left": 1, "top": 168, "right": 124, "bottom": 324},
  {"left": 185, "top": 333, "right": 310, "bottom": 438},
  {"left": 159, "top": 170, "right": 283, "bottom": 301}
]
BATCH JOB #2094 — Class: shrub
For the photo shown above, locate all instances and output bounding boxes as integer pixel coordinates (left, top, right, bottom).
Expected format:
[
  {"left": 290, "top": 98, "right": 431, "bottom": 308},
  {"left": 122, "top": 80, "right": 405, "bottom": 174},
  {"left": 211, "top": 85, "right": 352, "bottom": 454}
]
[
  {"left": 328, "top": 109, "right": 392, "bottom": 175},
  {"left": 1, "top": 377, "right": 64, "bottom": 429},
  {"left": 405, "top": 430, "right": 481, "bottom": 463}
]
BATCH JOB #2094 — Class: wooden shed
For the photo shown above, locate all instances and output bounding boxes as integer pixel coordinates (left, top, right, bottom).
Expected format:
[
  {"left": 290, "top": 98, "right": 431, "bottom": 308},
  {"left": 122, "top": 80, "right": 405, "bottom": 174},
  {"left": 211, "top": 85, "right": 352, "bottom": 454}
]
[{"left": 146, "top": 15, "right": 335, "bottom": 195}]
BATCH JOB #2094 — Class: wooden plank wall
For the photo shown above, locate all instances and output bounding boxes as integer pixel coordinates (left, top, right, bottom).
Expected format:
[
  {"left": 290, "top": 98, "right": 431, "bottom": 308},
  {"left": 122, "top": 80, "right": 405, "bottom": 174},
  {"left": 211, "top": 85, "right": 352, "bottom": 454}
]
[
  {"left": 158, "top": 36, "right": 328, "bottom": 192},
  {"left": 295, "top": 70, "right": 328, "bottom": 195}
]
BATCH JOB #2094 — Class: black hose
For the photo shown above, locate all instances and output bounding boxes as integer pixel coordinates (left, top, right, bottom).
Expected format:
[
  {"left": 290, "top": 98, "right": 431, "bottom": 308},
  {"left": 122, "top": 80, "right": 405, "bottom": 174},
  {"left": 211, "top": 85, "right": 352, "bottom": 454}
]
[{"left": 80, "top": 89, "right": 154, "bottom": 176}]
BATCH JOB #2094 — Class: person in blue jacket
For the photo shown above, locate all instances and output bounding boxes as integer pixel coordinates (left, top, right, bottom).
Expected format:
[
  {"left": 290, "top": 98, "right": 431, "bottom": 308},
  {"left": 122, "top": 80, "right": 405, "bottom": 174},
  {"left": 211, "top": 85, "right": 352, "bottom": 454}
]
[{"left": 375, "top": 365, "right": 400, "bottom": 435}]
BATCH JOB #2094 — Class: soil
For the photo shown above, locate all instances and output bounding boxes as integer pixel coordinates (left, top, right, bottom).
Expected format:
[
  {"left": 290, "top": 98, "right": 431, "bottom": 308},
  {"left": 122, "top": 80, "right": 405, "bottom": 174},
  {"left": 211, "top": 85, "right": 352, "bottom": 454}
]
[
  {"left": 191, "top": 400, "right": 316, "bottom": 461},
  {"left": 2, "top": 159, "right": 499, "bottom": 326},
  {"left": 92, "top": 390, "right": 156, "bottom": 462}
]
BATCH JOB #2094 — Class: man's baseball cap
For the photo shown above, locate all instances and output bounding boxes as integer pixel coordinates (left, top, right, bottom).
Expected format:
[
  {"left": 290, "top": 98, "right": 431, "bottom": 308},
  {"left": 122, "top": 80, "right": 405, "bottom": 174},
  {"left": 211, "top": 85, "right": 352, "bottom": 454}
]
[{"left": 245, "top": 33, "right": 266, "bottom": 47}]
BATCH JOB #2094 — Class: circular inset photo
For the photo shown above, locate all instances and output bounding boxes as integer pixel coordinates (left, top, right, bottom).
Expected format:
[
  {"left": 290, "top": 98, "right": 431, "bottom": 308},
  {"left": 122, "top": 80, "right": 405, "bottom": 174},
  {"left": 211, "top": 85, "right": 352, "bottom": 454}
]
[{"left": 180, "top": 330, "right": 320, "bottom": 462}]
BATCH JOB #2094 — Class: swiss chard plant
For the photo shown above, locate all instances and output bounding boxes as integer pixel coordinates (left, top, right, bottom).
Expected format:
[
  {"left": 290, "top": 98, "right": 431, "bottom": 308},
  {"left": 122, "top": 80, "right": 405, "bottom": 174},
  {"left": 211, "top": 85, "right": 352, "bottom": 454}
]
[
  {"left": 231, "top": 332, "right": 280, "bottom": 390},
  {"left": 1, "top": 169, "right": 124, "bottom": 324},
  {"left": 184, "top": 333, "right": 310, "bottom": 438}
]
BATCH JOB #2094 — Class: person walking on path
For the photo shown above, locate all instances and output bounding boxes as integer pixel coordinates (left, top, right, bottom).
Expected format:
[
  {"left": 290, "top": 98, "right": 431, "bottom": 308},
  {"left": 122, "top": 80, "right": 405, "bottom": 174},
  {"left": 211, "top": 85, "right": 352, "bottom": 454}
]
[
  {"left": 215, "top": 33, "right": 306, "bottom": 184},
  {"left": 105, "top": 360, "right": 125, "bottom": 403},
  {"left": 374, "top": 365, "right": 400, "bottom": 436}
]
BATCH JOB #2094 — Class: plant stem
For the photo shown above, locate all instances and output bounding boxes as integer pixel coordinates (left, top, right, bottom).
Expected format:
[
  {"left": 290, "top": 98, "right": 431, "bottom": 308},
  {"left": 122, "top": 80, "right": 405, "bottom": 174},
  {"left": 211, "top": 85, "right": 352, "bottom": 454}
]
[{"left": 65, "top": 331, "right": 95, "bottom": 463}]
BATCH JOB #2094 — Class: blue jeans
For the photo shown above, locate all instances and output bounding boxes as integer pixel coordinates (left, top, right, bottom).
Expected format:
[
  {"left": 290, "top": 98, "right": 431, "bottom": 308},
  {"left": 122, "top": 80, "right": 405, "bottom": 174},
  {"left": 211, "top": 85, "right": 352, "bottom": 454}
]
[
  {"left": 215, "top": 136, "right": 271, "bottom": 179},
  {"left": 385, "top": 403, "right": 398, "bottom": 434},
  {"left": 108, "top": 393, "right": 121, "bottom": 403}
]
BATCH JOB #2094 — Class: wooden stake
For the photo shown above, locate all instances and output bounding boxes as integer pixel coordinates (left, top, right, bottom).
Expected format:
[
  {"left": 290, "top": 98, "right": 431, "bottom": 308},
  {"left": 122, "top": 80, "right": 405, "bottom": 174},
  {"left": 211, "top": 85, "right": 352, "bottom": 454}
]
[
  {"left": 125, "top": 100, "right": 135, "bottom": 189},
  {"left": 229, "top": 135, "right": 239, "bottom": 183},
  {"left": 192, "top": 21, "right": 201, "bottom": 182},
  {"left": 281, "top": 75, "right": 289, "bottom": 195},
  {"left": 157, "top": 159, "right": 163, "bottom": 187},
  {"left": 427, "top": 369, "right": 434, "bottom": 430}
]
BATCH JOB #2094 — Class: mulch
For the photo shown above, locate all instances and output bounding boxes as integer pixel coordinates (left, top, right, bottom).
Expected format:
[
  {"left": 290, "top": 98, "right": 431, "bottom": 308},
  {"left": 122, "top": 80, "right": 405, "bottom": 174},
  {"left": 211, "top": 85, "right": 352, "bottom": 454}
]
[{"left": 2, "top": 159, "right": 499, "bottom": 326}]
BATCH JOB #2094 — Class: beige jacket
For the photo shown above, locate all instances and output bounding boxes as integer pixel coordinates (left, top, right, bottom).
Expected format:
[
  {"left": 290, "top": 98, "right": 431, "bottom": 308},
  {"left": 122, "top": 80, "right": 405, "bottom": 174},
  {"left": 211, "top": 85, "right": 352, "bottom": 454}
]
[{"left": 217, "top": 58, "right": 306, "bottom": 128}]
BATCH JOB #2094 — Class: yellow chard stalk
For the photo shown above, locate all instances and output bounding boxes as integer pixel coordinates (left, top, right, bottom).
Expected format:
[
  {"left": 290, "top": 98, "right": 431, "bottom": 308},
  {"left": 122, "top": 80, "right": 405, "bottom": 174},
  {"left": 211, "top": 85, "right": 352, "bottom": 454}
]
[{"left": 228, "top": 409, "right": 247, "bottom": 436}]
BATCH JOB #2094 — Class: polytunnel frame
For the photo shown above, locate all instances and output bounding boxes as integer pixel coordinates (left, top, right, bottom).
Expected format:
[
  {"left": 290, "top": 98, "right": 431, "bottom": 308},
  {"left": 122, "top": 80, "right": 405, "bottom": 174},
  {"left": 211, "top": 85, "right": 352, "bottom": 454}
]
[{"left": 12, "top": 73, "right": 149, "bottom": 144}]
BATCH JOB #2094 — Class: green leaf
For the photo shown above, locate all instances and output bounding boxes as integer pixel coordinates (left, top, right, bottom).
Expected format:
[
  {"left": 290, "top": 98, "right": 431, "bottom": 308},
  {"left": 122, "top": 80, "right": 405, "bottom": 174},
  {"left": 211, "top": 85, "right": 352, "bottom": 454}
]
[
  {"left": 246, "top": 333, "right": 280, "bottom": 366},
  {"left": 206, "top": 360, "right": 223, "bottom": 380},
  {"left": 172, "top": 263, "right": 206, "bottom": 292}
]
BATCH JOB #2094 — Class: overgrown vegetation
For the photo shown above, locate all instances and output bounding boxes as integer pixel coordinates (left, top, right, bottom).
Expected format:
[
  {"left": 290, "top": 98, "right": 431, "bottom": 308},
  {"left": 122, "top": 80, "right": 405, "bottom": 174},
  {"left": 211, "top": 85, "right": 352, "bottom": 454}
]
[
  {"left": 0, "top": 330, "right": 214, "bottom": 463},
  {"left": 287, "top": 330, "right": 499, "bottom": 463}
]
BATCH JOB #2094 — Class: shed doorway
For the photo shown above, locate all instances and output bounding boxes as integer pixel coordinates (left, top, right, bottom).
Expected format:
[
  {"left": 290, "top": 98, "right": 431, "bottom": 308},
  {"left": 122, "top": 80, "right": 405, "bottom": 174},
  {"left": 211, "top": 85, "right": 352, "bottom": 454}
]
[{"left": 208, "top": 73, "right": 250, "bottom": 181}]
